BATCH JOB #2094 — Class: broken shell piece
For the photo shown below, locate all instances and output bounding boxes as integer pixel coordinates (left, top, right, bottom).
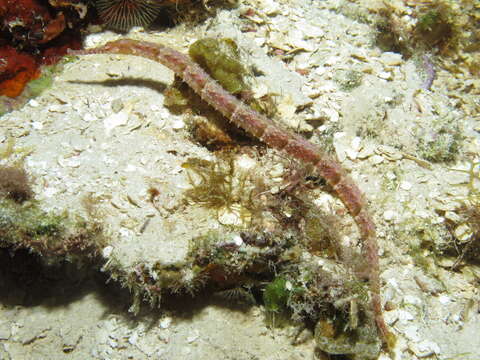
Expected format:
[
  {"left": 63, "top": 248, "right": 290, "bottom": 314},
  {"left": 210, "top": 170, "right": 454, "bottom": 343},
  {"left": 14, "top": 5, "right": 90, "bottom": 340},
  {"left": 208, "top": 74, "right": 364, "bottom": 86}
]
[
  {"left": 383, "top": 210, "right": 396, "bottom": 221},
  {"left": 287, "top": 29, "right": 315, "bottom": 52},
  {"left": 345, "top": 137, "right": 362, "bottom": 160},
  {"left": 351, "top": 51, "right": 368, "bottom": 62},
  {"left": 409, "top": 340, "right": 440, "bottom": 358},
  {"left": 321, "top": 107, "right": 339, "bottom": 122},
  {"left": 434, "top": 198, "right": 462, "bottom": 212},
  {"left": 454, "top": 223, "right": 473, "bottom": 243},
  {"left": 400, "top": 181, "right": 412, "bottom": 191},
  {"left": 444, "top": 211, "right": 461, "bottom": 222},
  {"left": 262, "top": 0, "right": 280, "bottom": 15},
  {"left": 126, "top": 194, "right": 141, "bottom": 208},
  {"left": 104, "top": 111, "right": 129, "bottom": 135},
  {"left": 333, "top": 133, "right": 362, "bottom": 162},
  {"left": 111, "top": 98, "right": 124, "bottom": 113},
  {"left": 378, "top": 71, "right": 392, "bottom": 80},
  {"left": 31, "top": 121, "right": 43, "bottom": 130},
  {"left": 28, "top": 99, "right": 40, "bottom": 107},
  {"left": 48, "top": 104, "right": 68, "bottom": 113},
  {"left": 102, "top": 246, "right": 114, "bottom": 258},
  {"left": 186, "top": 330, "right": 199, "bottom": 344},
  {"left": 301, "top": 23, "right": 324, "bottom": 38},
  {"left": 370, "top": 155, "right": 384, "bottom": 164},
  {"left": 171, "top": 119, "right": 185, "bottom": 130},
  {"left": 381, "top": 52, "right": 403, "bottom": 66},
  {"left": 110, "top": 197, "right": 129, "bottom": 213},
  {"left": 269, "top": 163, "right": 284, "bottom": 178},
  {"left": 235, "top": 154, "right": 257, "bottom": 172},
  {"left": 83, "top": 112, "right": 97, "bottom": 122},
  {"left": 333, "top": 132, "right": 347, "bottom": 162},
  {"left": 160, "top": 317, "right": 172, "bottom": 329},
  {"left": 277, "top": 96, "right": 298, "bottom": 126},
  {"left": 252, "top": 82, "right": 269, "bottom": 98}
]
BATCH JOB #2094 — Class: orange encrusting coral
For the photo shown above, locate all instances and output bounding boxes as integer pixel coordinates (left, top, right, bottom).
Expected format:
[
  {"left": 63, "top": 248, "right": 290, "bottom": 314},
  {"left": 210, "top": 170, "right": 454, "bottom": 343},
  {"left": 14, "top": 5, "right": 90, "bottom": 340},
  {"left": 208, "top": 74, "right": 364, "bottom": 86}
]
[
  {"left": 0, "top": 0, "right": 85, "bottom": 100},
  {"left": 0, "top": 46, "right": 40, "bottom": 98},
  {"left": 69, "top": 39, "right": 394, "bottom": 349}
]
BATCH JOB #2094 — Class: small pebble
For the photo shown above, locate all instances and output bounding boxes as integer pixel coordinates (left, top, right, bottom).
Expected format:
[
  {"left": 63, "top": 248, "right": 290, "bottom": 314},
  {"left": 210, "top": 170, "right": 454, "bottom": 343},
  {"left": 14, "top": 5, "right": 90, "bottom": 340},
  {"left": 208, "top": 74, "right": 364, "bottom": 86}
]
[{"left": 383, "top": 210, "right": 396, "bottom": 221}]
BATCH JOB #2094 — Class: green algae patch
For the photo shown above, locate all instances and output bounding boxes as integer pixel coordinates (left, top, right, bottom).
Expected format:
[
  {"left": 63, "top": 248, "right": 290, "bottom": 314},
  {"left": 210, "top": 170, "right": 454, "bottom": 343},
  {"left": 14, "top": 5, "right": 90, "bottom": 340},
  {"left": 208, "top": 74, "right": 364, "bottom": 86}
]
[
  {"left": 263, "top": 276, "right": 290, "bottom": 313},
  {"left": 189, "top": 38, "right": 247, "bottom": 96},
  {"left": 416, "top": 115, "right": 463, "bottom": 163},
  {"left": 164, "top": 38, "right": 278, "bottom": 149},
  {"left": 0, "top": 196, "right": 105, "bottom": 265}
]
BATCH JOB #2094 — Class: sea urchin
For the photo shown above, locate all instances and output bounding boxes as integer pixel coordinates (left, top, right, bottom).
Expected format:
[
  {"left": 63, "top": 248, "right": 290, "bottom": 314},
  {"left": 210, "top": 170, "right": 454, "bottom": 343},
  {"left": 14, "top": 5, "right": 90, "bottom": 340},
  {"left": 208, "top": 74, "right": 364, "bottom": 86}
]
[{"left": 94, "top": 0, "right": 164, "bottom": 31}]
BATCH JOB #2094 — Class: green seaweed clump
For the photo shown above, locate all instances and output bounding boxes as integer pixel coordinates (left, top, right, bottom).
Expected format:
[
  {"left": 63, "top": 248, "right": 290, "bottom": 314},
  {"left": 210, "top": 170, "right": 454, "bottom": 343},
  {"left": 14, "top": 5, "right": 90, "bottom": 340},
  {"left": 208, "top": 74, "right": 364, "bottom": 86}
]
[
  {"left": 262, "top": 275, "right": 299, "bottom": 327},
  {"left": 284, "top": 258, "right": 381, "bottom": 359},
  {"left": 0, "top": 196, "right": 105, "bottom": 265},
  {"left": 183, "top": 156, "right": 238, "bottom": 209},
  {"left": 0, "top": 165, "right": 105, "bottom": 265},
  {"left": 165, "top": 38, "right": 278, "bottom": 149},
  {"left": 416, "top": 128, "right": 462, "bottom": 163},
  {"left": 164, "top": 37, "right": 249, "bottom": 114},
  {"left": 416, "top": 115, "right": 463, "bottom": 163},
  {"left": 263, "top": 276, "right": 290, "bottom": 313},
  {"left": 413, "top": 4, "right": 458, "bottom": 52},
  {"left": 374, "top": 6, "right": 409, "bottom": 55},
  {"left": 189, "top": 38, "right": 247, "bottom": 96},
  {"left": 187, "top": 37, "right": 277, "bottom": 117},
  {"left": 182, "top": 154, "right": 259, "bottom": 226},
  {"left": 26, "top": 66, "right": 56, "bottom": 98},
  {"left": 374, "top": 0, "right": 475, "bottom": 58},
  {"left": 187, "top": 229, "right": 297, "bottom": 285}
]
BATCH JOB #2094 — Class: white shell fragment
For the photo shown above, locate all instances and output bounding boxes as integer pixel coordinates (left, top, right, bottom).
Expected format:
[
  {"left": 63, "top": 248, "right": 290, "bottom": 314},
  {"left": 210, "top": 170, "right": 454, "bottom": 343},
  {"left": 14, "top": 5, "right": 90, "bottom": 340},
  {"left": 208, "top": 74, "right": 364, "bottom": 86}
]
[
  {"left": 454, "top": 224, "right": 473, "bottom": 243},
  {"left": 171, "top": 119, "right": 185, "bottom": 130},
  {"left": 381, "top": 52, "right": 403, "bottom": 66},
  {"left": 400, "top": 181, "right": 413, "bottom": 191},
  {"left": 102, "top": 246, "right": 114, "bottom": 258},
  {"left": 104, "top": 111, "right": 129, "bottom": 135},
  {"left": 409, "top": 340, "right": 441, "bottom": 358},
  {"left": 159, "top": 317, "right": 172, "bottom": 329},
  {"left": 333, "top": 133, "right": 363, "bottom": 162},
  {"left": 186, "top": 330, "right": 199, "bottom": 344},
  {"left": 262, "top": 0, "right": 280, "bottom": 15},
  {"left": 28, "top": 99, "right": 40, "bottom": 107},
  {"left": 235, "top": 155, "right": 257, "bottom": 171},
  {"left": 378, "top": 71, "right": 392, "bottom": 80},
  {"left": 321, "top": 107, "right": 339, "bottom": 122},
  {"left": 383, "top": 210, "right": 396, "bottom": 221}
]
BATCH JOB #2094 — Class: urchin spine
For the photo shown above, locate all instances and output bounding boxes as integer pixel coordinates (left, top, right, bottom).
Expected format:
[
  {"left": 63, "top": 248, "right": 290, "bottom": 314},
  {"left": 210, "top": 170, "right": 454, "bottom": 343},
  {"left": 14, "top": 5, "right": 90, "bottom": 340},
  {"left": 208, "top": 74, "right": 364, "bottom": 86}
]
[{"left": 69, "top": 39, "right": 391, "bottom": 346}]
